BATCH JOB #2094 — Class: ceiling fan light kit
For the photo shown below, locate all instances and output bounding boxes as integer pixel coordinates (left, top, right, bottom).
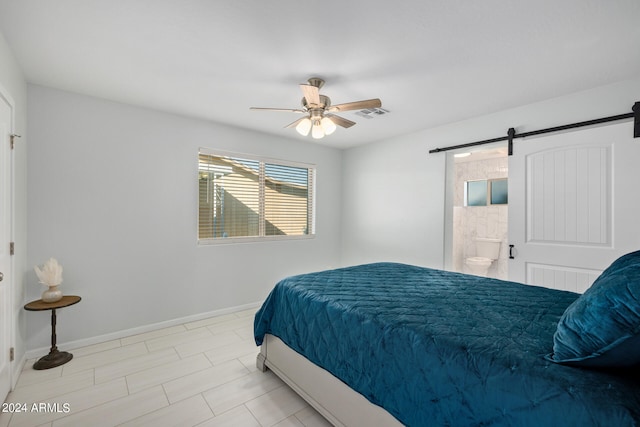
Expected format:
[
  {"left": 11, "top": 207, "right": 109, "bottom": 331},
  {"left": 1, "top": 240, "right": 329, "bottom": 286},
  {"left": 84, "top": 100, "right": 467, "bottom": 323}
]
[
  {"left": 295, "top": 116, "right": 337, "bottom": 139},
  {"left": 250, "top": 77, "right": 382, "bottom": 139},
  {"left": 295, "top": 118, "right": 312, "bottom": 136},
  {"left": 312, "top": 121, "right": 325, "bottom": 139},
  {"left": 321, "top": 116, "right": 337, "bottom": 135}
]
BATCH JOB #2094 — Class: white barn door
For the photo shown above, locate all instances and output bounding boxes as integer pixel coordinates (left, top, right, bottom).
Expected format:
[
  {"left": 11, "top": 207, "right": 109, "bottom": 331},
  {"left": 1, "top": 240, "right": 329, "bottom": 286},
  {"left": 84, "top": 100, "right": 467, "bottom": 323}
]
[{"left": 508, "top": 121, "right": 640, "bottom": 293}]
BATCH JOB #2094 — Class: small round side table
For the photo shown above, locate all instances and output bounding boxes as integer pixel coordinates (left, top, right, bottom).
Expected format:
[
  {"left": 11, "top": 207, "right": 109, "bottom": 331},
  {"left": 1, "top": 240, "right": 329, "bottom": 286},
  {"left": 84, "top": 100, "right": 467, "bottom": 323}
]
[{"left": 24, "top": 295, "right": 81, "bottom": 370}]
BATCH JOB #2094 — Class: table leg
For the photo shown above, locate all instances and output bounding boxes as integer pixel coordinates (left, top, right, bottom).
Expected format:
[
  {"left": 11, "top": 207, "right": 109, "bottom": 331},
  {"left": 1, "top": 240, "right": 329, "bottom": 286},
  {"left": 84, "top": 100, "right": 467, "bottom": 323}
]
[
  {"left": 51, "top": 307, "right": 58, "bottom": 353},
  {"left": 33, "top": 308, "right": 73, "bottom": 370}
]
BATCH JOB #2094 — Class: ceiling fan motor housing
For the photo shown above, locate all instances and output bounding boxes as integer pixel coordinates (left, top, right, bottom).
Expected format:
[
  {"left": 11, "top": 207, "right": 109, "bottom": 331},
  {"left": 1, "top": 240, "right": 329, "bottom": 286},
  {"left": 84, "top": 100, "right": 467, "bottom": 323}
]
[{"left": 302, "top": 94, "right": 331, "bottom": 110}]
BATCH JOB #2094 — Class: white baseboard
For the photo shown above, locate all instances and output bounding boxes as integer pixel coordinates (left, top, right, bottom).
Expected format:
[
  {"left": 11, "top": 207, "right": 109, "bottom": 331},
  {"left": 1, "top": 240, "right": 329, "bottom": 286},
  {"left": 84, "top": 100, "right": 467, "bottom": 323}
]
[
  {"left": 12, "top": 353, "right": 27, "bottom": 389},
  {"left": 25, "top": 301, "right": 262, "bottom": 360}
]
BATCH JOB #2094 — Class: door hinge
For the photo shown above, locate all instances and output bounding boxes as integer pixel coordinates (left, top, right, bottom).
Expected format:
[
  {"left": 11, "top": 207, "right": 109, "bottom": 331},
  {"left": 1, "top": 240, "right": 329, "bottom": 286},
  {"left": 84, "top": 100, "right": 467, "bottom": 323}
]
[
  {"left": 10, "top": 134, "right": 21, "bottom": 150},
  {"left": 10, "top": 241, "right": 14, "bottom": 255},
  {"left": 10, "top": 347, "right": 14, "bottom": 362}
]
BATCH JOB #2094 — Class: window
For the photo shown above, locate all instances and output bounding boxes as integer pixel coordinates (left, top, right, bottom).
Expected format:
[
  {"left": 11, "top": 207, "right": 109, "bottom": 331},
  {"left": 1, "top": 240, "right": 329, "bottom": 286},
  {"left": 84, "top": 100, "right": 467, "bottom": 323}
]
[
  {"left": 465, "top": 178, "right": 508, "bottom": 206},
  {"left": 466, "top": 180, "right": 488, "bottom": 206},
  {"left": 198, "top": 149, "right": 315, "bottom": 243},
  {"left": 489, "top": 179, "right": 508, "bottom": 205}
]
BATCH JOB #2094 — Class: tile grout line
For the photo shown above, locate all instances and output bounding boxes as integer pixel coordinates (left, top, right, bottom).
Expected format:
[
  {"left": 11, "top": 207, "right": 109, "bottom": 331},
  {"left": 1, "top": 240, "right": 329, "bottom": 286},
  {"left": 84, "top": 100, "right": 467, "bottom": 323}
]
[
  {"left": 6, "top": 313, "right": 331, "bottom": 427},
  {"left": 198, "top": 391, "right": 218, "bottom": 425}
]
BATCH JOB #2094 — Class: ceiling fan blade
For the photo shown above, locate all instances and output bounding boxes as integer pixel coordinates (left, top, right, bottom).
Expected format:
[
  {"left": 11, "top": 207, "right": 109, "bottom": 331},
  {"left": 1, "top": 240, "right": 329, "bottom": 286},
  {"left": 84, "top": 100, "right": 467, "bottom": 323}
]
[
  {"left": 300, "top": 84, "right": 320, "bottom": 106},
  {"left": 327, "top": 98, "right": 382, "bottom": 112},
  {"left": 250, "top": 107, "right": 305, "bottom": 113},
  {"left": 284, "top": 117, "right": 308, "bottom": 128},
  {"left": 326, "top": 114, "right": 356, "bottom": 128}
]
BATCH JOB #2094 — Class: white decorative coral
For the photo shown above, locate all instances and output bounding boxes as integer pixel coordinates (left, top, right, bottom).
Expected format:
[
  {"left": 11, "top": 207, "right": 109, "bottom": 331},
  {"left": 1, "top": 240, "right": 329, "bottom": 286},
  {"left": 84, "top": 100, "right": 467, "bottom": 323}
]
[{"left": 34, "top": 258, "right": 63, "bottom": 287}]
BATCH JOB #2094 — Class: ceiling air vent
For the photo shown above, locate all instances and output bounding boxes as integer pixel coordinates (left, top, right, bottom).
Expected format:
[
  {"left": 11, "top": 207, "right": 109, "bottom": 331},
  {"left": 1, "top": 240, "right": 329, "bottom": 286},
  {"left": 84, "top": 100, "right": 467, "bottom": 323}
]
[{"left": 354, "top": 108, "right": 389, "bottom": 119}]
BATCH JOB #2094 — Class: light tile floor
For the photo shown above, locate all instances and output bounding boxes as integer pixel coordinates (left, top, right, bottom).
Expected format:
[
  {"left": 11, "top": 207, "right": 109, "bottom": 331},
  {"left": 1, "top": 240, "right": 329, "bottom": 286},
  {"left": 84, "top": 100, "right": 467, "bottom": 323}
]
[{"left": 0, "top": 309, "right": 332, "bottom": 427}]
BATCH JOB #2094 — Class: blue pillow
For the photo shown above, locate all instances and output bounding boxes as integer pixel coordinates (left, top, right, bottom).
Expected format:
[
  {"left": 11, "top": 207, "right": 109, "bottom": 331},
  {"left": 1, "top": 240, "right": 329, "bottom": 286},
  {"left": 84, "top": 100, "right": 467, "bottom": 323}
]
[
  {"left": 547, "top": 256, "right": 640, "bottom": 368},
  {"left": 599, "top": 249, "right": 640, "bottom": 279}
]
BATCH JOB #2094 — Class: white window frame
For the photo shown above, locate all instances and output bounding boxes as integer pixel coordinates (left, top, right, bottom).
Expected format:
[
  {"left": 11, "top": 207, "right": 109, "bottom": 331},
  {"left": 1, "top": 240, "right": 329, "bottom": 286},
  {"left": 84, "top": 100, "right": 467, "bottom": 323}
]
[
  {"left": 464, "top": 178, "right": 508, "bottom": 207},
  {"left": 198, "top": 148, "right": 316, "bottom": 245}
]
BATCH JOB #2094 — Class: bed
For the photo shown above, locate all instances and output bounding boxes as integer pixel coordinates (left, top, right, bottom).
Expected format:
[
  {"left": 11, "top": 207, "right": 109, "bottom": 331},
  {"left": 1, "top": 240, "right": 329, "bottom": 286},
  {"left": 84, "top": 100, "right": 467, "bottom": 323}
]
[{"left": 254, "top": 256, "right": 640, "bottom": 426}]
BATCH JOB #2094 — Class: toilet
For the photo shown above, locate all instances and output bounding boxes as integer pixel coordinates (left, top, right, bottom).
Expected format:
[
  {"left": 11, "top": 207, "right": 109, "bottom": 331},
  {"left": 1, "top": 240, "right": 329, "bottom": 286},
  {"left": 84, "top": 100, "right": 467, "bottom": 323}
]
[{"left": 465, "top": 238, "right": 502, "bottom": 277}]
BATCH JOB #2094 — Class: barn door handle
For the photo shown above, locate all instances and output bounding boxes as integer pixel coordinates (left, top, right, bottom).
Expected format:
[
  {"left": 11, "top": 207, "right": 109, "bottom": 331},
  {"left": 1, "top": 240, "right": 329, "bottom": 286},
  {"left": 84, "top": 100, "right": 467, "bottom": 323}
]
[{"left": 509, "top": 245, "right": 515, "bottom": 259}]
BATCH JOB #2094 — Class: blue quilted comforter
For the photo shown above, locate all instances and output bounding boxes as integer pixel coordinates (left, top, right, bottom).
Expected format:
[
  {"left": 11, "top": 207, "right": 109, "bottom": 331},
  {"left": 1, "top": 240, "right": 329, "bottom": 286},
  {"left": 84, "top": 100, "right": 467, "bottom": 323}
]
[{"left": 254, "top": 263, "right": 640, "bottom": 426}]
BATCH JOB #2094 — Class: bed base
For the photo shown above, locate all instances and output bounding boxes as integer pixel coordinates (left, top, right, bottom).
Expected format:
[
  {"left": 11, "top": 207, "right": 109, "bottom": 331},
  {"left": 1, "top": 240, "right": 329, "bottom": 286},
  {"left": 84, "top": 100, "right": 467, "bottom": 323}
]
[{"left": 257, "top": 334, "right": 402, "bottom": 427}]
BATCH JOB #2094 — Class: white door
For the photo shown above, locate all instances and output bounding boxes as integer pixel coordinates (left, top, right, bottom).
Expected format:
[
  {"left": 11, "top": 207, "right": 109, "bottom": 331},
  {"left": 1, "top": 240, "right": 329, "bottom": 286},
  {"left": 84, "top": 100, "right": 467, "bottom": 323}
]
[
  {"left": 0, "top": 91, "right": 13, "bottom": 402},
  {"left": 508, "top": 121, "right": 640, "bottom": 293}
]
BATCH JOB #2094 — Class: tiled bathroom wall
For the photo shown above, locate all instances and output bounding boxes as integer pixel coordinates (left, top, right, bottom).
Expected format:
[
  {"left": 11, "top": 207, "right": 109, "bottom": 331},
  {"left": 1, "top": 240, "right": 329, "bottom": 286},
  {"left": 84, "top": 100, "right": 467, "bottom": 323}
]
[{"left": 452, "top": 155, "right": 508, "bottom": 279}]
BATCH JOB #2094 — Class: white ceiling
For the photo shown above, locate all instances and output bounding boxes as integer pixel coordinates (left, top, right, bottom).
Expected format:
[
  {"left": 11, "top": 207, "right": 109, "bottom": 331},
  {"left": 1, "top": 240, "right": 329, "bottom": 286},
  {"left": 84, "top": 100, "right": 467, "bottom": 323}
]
[{"left": 1, "top": 0, "right": 639, "bottom": 148}]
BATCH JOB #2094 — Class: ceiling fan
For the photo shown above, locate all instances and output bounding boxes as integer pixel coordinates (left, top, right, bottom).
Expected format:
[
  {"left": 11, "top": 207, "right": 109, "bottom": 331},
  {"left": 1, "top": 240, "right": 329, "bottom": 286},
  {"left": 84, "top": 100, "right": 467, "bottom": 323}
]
[{"left": 250, "top": 77, "right": 382, "bottom": 139}]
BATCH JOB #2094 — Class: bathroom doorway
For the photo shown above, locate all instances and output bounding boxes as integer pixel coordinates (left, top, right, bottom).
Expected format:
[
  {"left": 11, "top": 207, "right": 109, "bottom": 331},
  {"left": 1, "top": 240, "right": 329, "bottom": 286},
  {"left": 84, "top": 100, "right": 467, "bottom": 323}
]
[{"left": 444, "top": 145, "right": 509, "bottom": 279}]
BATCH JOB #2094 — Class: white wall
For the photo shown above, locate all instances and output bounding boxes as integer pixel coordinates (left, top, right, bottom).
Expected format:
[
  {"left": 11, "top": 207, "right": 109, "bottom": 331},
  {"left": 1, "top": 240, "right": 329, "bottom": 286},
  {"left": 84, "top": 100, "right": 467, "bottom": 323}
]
[
  {"left": 26, "top": 85, "right": 343, "bottom": 351},
  {"left": 0, "top": 31, "right": 28, "bottom": 384},
  {"left": 341, "top": 132, "right": 447, "bottom": 267},
  {"left": 341, "top": 76, "right": 640, "bottom": 269}
]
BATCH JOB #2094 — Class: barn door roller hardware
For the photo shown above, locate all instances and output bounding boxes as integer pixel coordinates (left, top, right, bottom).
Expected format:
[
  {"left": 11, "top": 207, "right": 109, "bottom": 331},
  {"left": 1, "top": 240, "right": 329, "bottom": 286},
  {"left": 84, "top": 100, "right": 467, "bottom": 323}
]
[{"left": 429, "top": 101, "right": 640, "bottom": 156}]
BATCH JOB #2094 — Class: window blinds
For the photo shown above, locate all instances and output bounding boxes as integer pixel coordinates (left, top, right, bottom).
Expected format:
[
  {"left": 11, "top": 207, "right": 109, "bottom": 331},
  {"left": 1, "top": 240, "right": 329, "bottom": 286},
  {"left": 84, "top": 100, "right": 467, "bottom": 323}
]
[{"left": 198, "top": 150, "right": 315, "bottom": 242}]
